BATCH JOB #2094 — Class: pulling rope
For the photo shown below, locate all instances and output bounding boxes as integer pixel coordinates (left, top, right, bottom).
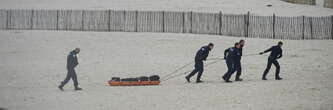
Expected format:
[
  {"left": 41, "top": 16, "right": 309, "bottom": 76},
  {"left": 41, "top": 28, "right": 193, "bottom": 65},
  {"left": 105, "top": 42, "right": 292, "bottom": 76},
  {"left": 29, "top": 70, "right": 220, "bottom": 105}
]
[
  {"left": 161, "top": 58, "right": 224, "bottom": 82},
  {"left": 162, "top": 61, "right": 193, "bottom": 80},
  {"left": 161, "top": 53, "right": 260, "bottom": 82}
]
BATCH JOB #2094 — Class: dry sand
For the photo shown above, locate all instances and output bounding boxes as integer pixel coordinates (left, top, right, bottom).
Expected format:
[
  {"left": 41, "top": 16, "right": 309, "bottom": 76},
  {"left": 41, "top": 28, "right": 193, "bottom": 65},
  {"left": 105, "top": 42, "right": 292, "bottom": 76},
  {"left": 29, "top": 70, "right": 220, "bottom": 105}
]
[{"left": 0, "top": 30, "right": 332, "bottom": 110}]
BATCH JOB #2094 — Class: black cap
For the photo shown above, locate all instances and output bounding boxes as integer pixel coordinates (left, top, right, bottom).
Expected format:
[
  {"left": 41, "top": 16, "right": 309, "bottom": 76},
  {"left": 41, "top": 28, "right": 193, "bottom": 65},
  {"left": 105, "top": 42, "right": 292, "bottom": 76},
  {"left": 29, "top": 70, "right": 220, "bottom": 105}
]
[{"left": 208, "top": 43, "right": 214, "bottom": 46}]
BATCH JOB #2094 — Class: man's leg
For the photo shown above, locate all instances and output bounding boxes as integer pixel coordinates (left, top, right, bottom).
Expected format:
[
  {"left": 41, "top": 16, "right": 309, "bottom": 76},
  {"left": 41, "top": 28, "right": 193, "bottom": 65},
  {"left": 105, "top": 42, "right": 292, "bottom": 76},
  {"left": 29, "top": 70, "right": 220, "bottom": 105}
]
[
  {"left": 70, "top": 69, "right": 81, "bottom": 90},
  {"left": 196, "top": 61, "right": 204, "bottom": 83},
  {"left": 273, "top": 60, "right": 282, "bottom": 80},
  {"left": 58, "top": 69, "right": 72, "bottom": 91},
  {"left": 235, "top": 61, "right": 242, "bottom": 81},
  {"left": 186, "top": 62, "right": 200, "bottom": 83},
  {"left": 223, "top": 60, "right": 234, "bottom": 82},
  {"left": 223, "top": 60, "right": 232, "bottom": 80},
  {"left": 262, "top": 58, "right": 273, "bottom": 80},
  {"left": 186, "top": 69, "right": 198, "bottom": 83}
]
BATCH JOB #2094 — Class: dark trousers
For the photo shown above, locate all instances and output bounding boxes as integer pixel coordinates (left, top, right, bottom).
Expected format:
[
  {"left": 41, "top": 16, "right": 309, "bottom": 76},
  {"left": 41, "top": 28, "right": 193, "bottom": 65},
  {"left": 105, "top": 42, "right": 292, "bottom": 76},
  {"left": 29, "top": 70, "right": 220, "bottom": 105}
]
[
  {"left": 186, "top": 61, "right": 204, "bottom": 81},
  {"left": 235, "top": 60, "right": 242, "bottom": 80},
  {"left": 60, "top": 68, "right": 79, "bottom": 88},
  {"left": 223, "top": 59, "right": 237, "bottom": 80},
  {"left": 263, "top": 57, "right": 280, "bottom": 78}
]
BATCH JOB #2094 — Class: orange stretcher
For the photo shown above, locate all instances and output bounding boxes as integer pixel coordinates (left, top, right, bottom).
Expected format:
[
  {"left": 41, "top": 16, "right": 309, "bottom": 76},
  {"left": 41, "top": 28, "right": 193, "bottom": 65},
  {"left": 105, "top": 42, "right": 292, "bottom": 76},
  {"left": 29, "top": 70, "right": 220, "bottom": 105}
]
[{"left": 108, "top": 80, "right": 160, "bottom": 86}]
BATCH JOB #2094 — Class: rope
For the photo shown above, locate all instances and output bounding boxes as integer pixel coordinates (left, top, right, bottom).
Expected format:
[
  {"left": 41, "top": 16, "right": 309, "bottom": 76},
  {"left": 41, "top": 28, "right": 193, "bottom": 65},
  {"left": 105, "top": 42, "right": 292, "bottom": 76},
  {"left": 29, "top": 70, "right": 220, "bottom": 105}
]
[
  {"left": 161, "top": 53, "right": 261, "bottom": 82},
  {"left": 161, "top": 58, "right": 224, "bottom": 82},
  {"left": 242, "top": 53, "right": 260, "bottom": 57},
  {"left": 161, "top": 61, "right": 193, "bottom": 80}
]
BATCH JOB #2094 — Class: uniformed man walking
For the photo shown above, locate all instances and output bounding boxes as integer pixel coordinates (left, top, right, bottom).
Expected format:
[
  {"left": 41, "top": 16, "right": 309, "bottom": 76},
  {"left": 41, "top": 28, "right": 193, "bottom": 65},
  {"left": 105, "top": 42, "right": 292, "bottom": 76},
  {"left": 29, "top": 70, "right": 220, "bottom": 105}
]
[
  {"left": 58, "top": 48, "right": 82, "bottom": 91},
  {"left": 259, "top": 41, "right": 283, "bottom": 80},
  {"left": 185, "top": 43, "right": 214, "bottom": 83},
  {"left": 222, "top": 43, "right": 241, "bottom": 83}
]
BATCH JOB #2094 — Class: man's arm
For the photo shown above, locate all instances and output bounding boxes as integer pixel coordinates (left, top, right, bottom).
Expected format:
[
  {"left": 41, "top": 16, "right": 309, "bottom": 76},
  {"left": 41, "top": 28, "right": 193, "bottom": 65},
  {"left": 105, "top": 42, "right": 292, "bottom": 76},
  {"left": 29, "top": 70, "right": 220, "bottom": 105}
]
[
  {"left": 260, "top": 46, "right": 273, "bottom": 55},
  {"left": 74, "top": 56, "right": 79, "bottom": 66},
  {"left": 224, "top": 48, "right": 229, "bottom": 59},
  {"left": 277, "top": 50, "right": 283, "bottom": 59},
  {"left": 264, "top": 47, "right": 273, "bottom": 53}
]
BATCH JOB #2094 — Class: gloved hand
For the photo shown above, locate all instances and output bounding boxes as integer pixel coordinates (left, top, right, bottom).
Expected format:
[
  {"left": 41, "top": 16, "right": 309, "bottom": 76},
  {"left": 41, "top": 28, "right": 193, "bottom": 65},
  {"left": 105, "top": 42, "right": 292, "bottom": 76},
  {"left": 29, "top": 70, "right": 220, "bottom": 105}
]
[{"left": 259, "top": 52, "right": 264, "bottom": 55}]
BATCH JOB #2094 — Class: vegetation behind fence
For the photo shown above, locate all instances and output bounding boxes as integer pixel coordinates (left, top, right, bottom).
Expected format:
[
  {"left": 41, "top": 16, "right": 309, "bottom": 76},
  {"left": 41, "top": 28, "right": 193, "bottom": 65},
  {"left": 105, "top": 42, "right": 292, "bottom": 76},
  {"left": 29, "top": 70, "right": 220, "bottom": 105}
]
[{"left": 0, "top": 9, "right": 332, "bottom": 40}]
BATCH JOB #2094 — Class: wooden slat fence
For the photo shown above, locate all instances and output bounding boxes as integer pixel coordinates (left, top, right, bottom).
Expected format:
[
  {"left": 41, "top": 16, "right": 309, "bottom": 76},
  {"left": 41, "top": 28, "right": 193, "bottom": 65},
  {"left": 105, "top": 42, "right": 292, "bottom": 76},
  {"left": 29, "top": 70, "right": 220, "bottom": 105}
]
[{"left": 0, "top": 9, "right": 332, "bottom": 40}]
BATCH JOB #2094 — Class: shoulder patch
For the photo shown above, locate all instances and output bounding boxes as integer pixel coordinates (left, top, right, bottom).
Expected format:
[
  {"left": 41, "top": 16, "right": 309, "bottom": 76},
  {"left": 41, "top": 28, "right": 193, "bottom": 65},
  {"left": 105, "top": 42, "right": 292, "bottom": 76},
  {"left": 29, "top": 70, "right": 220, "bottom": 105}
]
[{"left": 201, "top": 48, "right": 205, "bottom": 51}]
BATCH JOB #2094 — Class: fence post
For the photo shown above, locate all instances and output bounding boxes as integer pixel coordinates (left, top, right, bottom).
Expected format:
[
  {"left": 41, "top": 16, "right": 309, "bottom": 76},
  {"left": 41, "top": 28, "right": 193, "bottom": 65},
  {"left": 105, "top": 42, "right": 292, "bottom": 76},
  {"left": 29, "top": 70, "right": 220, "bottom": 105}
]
[
  {"left": 273, "top": 13, "right": 276, "bottom": 39},
  {"left": 190, "top": 11, "right": 193, "bottom": 33},
  {"left": 331, "top": 15, "right": 333, "bottom": 39},
  {"left": 107, "top": 10, "right": 111, "bottom": 32},
  {"left": 135, "top": 10, "right": 138, "bottom": 32},
  {"left": 81, "top": 10, "right": 85, "bottom": 31},
  {"left": 219, "top": 11, "right": 222, "bottom": 35},
  {"left": 302, "top": 16, "right": 305, "bottom": 40},
  {"left": 6, "top": 10, "right": 10, "bottom": 30},
  {"left": 30, "top": 10, "right": 34, "bottom": 30},
  {"left": 182, "top": 11, "right": 185, "bottom": 33},
  {"left": 123, "top": 10, "right": 127, "bottom": 32},
  {"left": 162, "top": 11, "right": 165, "bottom": 33},
  {"left": 245, "top": 11, "right": 250, "bottom": 37},
  {"left": 309, "top": 17, "right": 313, "bottom": 39},
  {"left": 56, "top": 10, "right": 59, "bottom": 30}
]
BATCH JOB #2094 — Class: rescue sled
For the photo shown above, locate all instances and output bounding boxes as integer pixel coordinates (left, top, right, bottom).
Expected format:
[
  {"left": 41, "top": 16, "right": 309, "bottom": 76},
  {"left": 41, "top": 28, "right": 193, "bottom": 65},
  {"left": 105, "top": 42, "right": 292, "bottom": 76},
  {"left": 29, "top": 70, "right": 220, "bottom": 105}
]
[{"left": 108, "top": 75, "right": 160, "bottom": 86}]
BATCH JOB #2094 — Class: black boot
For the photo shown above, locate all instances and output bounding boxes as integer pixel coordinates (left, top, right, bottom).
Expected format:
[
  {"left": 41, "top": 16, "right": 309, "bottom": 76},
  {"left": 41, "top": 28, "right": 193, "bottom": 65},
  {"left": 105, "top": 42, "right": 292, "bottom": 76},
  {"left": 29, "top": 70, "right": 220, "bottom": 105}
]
[
  {"left": 58, "top": 85, "right": 64, "bottom": 91},
  {"left": 224, "top": 80, "right": 232, "bottom": 83},
  {"left": 223, "top": 75, "right": 232, "bottom": 83},
  {"left": 235, "top": 77, "right": 243, "bottom": 81},
  {"left": 262, "top": 77, "right": 267, "bottom": 80},
  {"left": 275, "top": 77, "right": 283, "bottom": 80},
  {"left": 196, "top": 80, "right": 203, "bottom": 83},
  {"left": 75, "top": 87, "right": 82, "bottom": 91},
  {"left": 222, "top": 75, "right": 226, "bottom": 80},
  {"left": 185, "top": 76, "right": 191, "bottom": 83},
  {"left": 235, "top": 78, "right": 243, "bottom": 81}
]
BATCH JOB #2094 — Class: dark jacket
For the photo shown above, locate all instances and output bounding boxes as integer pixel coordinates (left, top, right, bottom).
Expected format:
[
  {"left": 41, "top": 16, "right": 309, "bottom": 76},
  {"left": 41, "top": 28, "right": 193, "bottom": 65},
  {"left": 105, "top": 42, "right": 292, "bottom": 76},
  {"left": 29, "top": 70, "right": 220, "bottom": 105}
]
[
  {"left": 67, "top": 51, "right": 79, "bottom": 69},
  {"left": 236, "top": 45, "right": 244, "bottom": 60},
  {"left": 195, "top": 46, "right": 211, "bottom": 62},
  {"left": 224, "top": 47, "right": 241, "bottom": 61},
  {"left": 263, "top": 45, "right": 283, "bottom": 59}
]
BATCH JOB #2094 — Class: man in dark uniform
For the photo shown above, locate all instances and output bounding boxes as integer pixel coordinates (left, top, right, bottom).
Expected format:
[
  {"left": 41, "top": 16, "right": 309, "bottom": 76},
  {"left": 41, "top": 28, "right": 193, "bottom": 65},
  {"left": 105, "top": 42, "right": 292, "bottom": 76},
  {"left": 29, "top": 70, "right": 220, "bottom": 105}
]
[
  {"left": 58, "top": 48, "right": 82, "bottom": 91},
  {"left": 260, "top": 41, "right": 283, "bottom": 80},
  {"left": 235, "top": 40, "right": 245, "bottom": 81},
  {"left": 222, "top": 43, "right": 241, "bottom": 83},
  {"left": 185, "top": 43, "right": 214, "bottom": 83}
]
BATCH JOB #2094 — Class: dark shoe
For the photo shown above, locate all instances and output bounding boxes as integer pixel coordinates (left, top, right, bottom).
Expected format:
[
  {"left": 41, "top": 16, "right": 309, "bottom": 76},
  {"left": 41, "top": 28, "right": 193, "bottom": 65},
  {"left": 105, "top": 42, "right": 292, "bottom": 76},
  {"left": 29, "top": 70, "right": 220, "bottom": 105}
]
[
  {"left": 262, "top": 77, "right": 267, "bottom": 80},
  {"left": 222, "top": 76, "right": 226, "bottom": 80},
  {"left": 75, "top": 87, "right": 82, "bottom": 91},
  {"left": 58, "top": 85, "right": 64, "bottom": 91},
  {"left": 223, "top": 76, "right": 232, "bottom": 83},
  {"left": 275, "top": 77, "right": 283, "bottom": 80},
  {"left": 235, "top": 78, "right": 243, "bottom": 81},
  {"left": 196, "top": 80, "right": 203, "bottom": 83},
  {"left": 185, "top": 76, "right": 190, "bottom": 83},
  {"left": 224, "top": 80, "right": 232, "bottom": 83}
]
